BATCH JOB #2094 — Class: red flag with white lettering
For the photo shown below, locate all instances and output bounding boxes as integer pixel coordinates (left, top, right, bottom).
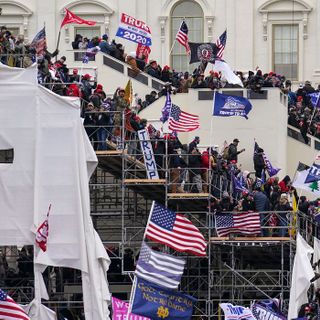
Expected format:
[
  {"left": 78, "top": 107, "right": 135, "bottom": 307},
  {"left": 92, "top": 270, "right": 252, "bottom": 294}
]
[
  {"left": 60, "top": 8, "right": 96, "bottom": 28},
  {"left": 35, "top": 204, "right": 51, "bottom": 252}
]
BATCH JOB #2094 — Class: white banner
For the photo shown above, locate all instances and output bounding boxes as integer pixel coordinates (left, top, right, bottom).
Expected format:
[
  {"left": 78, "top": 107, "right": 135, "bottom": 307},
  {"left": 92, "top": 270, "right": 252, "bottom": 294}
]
[
  {"left": 220, "top": 303, "right": 256, "bottom": 320},
  {"left": 138, "top": 129, "right": 159, "bottom": 179}
]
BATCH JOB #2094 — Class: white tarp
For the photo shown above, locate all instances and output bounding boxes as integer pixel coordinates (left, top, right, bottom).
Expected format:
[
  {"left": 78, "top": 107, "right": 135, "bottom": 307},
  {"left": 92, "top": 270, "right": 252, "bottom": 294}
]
[
  {"left": 0, "top": 63, "right": 111, "bottom": 319},
  {"left": 288, "top": 233, "right": 314, "bottom": 320}
]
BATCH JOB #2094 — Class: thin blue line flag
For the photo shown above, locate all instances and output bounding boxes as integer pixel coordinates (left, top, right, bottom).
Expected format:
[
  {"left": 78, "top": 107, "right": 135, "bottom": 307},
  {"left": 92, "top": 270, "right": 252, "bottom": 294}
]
[
  {"left": 213, "top": 92, "right": 252, "bottom": 119},
  {"left": 131, "top": 277, "right": 196, "bottom": 319}
]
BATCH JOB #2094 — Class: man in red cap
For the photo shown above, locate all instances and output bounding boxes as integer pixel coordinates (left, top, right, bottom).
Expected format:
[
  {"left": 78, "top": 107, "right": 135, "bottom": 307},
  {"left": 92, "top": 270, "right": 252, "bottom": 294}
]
[{"left": 81, "top": 73, "right": 97, "bottom": 102}]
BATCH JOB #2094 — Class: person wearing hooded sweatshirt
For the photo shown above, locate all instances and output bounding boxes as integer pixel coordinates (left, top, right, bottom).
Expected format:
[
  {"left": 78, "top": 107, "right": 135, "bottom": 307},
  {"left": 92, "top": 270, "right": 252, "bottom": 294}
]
[
  {"left": 253, "top": 185, "right": 270, "bottom": 236},
  {"left": 274, "top": 193, "right": 292, "bottom": 236},
  {"left": 99, "top": 34, "right": 115, "bottom": 55}
]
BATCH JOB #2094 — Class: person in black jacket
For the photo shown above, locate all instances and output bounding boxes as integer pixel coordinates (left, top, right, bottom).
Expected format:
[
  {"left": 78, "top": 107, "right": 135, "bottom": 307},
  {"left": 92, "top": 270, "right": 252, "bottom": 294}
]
[
  {"left": 96, "top": 105, "right": 111, "bottom": 150},
  {"left": 228, "top": 138, "right": 245, "bottom": 163},
  {"left": 253, "top": 147, "right": 265, "bottom": 178},
  {"left": 83, "top": 103, "right": 97, "bottom": 150},
  {"left": 189, "top": 147, "right": 202, "bottom": 193}
]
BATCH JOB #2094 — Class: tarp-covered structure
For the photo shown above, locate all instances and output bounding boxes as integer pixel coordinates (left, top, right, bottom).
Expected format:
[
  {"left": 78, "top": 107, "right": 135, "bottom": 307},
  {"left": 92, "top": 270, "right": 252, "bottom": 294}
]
[{"left": 0, "top": 64, "right": 111, "bottom": 319}]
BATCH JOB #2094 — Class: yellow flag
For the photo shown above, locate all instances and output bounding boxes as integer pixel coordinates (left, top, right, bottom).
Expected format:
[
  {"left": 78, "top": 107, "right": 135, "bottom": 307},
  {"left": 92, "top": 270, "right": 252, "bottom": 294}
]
[
  {"left": 124, "top": 80, "right": 133, "bottom": 105},
  {"left": 292, "top": 194, "right": 298, "bottom": 212},
  {"left": 290, "top": 194, "right": 297, "bottom": 237}
]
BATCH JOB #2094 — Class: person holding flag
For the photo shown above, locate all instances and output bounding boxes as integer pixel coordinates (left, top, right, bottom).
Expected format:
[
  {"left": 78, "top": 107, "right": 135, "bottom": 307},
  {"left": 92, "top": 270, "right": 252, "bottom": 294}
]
[{"left": 56, "top": 8, "right": 96, "bottom": 52}]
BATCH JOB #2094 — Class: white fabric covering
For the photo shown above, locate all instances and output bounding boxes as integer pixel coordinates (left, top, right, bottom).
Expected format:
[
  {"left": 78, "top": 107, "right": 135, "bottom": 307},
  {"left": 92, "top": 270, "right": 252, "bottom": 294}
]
[
  {"left": 288, "top": 233, "right": 314, "bottom": 320},
  {"left": 0, "top": 63, "right": 111, "bottom": 319}
]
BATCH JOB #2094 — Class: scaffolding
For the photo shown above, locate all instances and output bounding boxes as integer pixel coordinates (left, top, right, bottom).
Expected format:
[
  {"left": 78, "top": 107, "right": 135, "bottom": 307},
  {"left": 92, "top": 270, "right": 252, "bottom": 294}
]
[
  {"left": 0, "top": 110, "right": 315, "bottom": 318},
  {"left": 85, "top": 111, "right": 301, "bottom": 319}
]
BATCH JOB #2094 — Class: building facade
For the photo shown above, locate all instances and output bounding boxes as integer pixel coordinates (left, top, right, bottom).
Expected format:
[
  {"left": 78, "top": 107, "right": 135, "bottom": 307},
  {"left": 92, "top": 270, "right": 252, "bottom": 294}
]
[{"left": 1, "top": 0, "right": 320, "bottom": 82}]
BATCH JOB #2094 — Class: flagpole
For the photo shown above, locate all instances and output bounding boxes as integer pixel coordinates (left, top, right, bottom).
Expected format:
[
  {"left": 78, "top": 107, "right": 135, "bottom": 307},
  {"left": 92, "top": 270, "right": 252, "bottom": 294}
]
[
  {"left": 142, "top": 200, "right": 155, "bottom": 240},
  {"left": 56, "top": 29, "right": 61, "bottom": 53},
  {"left": 127, "top": 275, "right": 137, "bottom": 315},
  {"left": 127, "top": 199, "right": 154, "bottom": 317},
  {"left": 169, "top": 20, "right": 184, "bottom": 56}
]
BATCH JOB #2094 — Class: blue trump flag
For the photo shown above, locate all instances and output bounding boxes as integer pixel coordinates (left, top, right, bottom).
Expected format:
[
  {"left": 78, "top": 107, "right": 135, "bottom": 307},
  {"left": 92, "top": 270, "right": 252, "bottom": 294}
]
[
  {"left": 309, "top": 92, "right": 320, "bottom": 108},
  {"left": 213, "top": 92, "right": 252, "bottom": 119},
  {"left": 305, "top": 163, "right": 320, "bottom": 183},
  {"left": 131, "top": 277, "right": 196, "bottom": 319}
]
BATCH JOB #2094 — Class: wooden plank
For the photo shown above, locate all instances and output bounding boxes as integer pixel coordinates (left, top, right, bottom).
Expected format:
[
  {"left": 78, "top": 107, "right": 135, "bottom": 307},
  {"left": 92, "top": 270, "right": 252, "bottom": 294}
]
[
  {"left": 124, "top": 179, "right": 166, "bottom": 184},
  {"left": 96, "top": 150, "right": 123, "bottom": 155},
  {"left": 210, "top": 237, "right": 291, "bottom": 242},
  {"left": 167, "top": 193, "right": 211, "bottom": 198}
]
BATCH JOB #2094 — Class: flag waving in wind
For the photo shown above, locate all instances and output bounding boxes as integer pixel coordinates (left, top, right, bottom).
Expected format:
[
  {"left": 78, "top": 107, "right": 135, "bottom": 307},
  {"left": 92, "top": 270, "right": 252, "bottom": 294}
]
[
  {"left": 215, "top": 30, "right": 227, "bottom": 59},
  {"left": 0, "top": 289, "right": 30, "bottom": 320},
  {"left": 309, "top": 92, "right": 320, "bottom": 109},
  {"left": 145, "top": 202, "right": 207, "bottom": 256},
  {"left": 213, "top": 92, "right": 252, "bottom": 119},
  {"left": 254, "top": 141, "right": 280, "bottom": 177},
  {"left": 169, "top": 105, "right": 200, "bottom": 132},
  {"left": 30, "top": 27, "right": 46, "bottom": 56},
  {"left": 160, "top": 92, "right": 172, "bottom": 123},
  {"left": 61, "top": 8, "right": 96, "bottom": 28},
  {"left": 175, "top": 21, "right": 190, "bottom": 54},
  {"left": 35, "top": 204, "right": 51, "bottom": 252},
  {"left": 82, "top": 46, "right": 100, "bottom": 64},
  {"left": 135, "top": 242, "right": 185, "bottom": 289}
]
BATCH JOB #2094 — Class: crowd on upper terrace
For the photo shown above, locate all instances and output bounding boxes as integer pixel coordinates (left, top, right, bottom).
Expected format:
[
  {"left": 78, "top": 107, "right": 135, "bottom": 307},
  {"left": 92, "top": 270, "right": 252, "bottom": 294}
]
[{"left": 2, "top": 27, "right": 320, "bottom": 225}]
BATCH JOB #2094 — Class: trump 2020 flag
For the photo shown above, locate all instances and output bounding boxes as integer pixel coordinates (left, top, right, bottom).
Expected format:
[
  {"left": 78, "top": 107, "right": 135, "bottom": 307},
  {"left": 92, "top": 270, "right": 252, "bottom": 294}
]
[
  {"left": 131, "top": 277, "right": 196, "bottom": 320},
  {"left": 116, "top": 13, "right": 152, "bottom": 46},
  {"left": 135, "top": 242, "right": 185, "bottom": 289},
  {"left": 213, "top": 92, "right": 252, "bottom": 119}
]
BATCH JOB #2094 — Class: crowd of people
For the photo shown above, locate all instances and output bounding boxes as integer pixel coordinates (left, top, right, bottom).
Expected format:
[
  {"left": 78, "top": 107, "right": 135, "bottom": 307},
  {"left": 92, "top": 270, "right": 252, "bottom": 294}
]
[
  {"left": 287, "top": 80, "right": 320, "bottom": 143},
  {"left": 4, "top": 26, "right": 320, "bottom": 320}
]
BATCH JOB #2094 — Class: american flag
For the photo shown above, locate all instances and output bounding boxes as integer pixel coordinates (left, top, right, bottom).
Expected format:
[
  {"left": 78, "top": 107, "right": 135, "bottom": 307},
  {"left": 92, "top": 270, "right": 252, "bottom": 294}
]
[
  {"left": 215, "top": 30, "right": 227, "bottom": 59},
  {"left": 0, "top": 289, "right": 30, "bottom": 320},
  {"left": 169, "top": 104, "right": 200, "bottom": 132},
  {"left": 175, "top": 21, "right": 190, "bottom": 54},
  {"left": 215, "top": 211, "right": 261, "bottom": 237},
  {"left": 145, "top": 202, "right": 207, "bottom": 256},
  {"left": 135, "top": 242, "right": 185, "bottom": 289},
  {"left": 30, "top": 27, "right": 46, "bottom": 56}
]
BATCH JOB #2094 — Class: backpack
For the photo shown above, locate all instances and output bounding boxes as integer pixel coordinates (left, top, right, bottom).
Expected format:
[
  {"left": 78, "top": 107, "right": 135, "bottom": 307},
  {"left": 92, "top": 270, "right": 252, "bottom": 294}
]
[{"left": 222, "top": 146, "right": 230, "bottom": 160}]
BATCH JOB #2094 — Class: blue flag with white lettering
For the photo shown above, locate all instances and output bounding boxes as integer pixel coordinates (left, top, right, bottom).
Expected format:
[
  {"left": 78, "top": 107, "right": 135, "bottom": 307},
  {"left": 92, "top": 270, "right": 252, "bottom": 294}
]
[
  {"left": 309, "top": 92, "right": 320, "bottom": 108},
  {"left": 304, "top": 163, "right": 320, "bottom": 183},
  {"left": 213, "top": 92, "right": 252, "bottom": 119},
  {"left": 131, "top": 277, "right": 196, "bottom": 319}
]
